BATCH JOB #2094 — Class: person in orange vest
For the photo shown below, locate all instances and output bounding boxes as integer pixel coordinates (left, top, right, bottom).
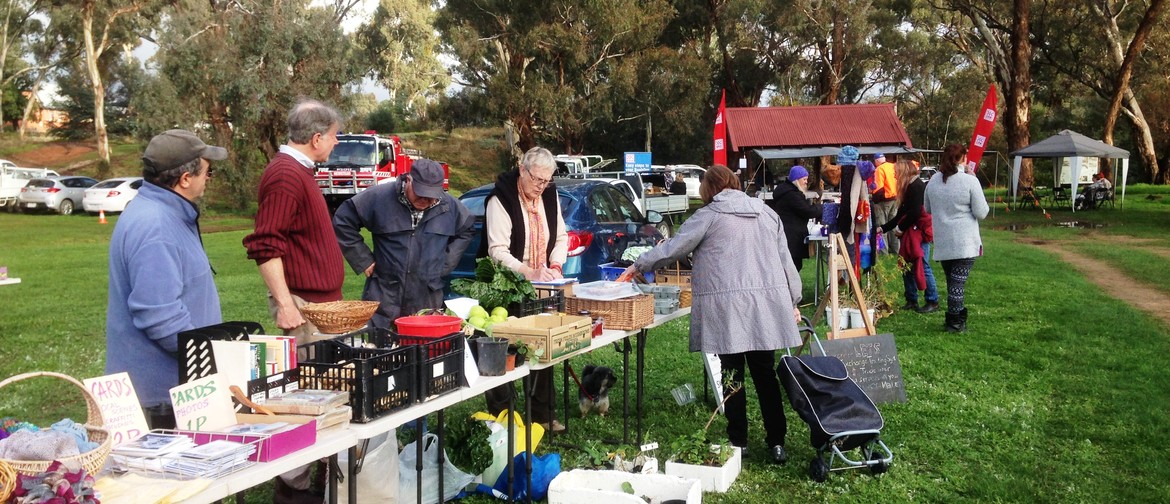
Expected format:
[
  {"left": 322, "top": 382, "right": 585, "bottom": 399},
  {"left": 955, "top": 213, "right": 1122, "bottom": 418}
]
[{"left": 871, "top": 153, "right": 899, "bottom": 253}]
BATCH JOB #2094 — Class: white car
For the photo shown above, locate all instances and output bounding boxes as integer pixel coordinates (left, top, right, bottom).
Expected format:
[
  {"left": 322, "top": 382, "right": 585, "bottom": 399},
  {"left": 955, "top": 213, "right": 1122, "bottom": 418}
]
[{"left": 84, "top": 177, "right": 143, "bottom": 213}]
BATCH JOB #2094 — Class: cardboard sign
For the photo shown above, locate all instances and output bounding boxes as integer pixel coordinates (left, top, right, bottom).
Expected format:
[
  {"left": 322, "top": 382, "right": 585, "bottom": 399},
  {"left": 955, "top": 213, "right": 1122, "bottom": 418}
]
[
  {"left": 83, "top": 372, "right": 149, "bottom": 445},
  {"left": 817, "top": 333, "right": 907, "bottom": 404},
  {"left": 169, "top": 373, "right": 236, "bottom": 432}
]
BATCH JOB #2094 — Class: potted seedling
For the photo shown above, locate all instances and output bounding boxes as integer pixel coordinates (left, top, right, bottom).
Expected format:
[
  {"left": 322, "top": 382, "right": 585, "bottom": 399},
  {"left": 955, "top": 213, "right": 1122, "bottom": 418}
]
[
  {"left": 664, "top": 379, "right": 743, "bottom": 492},
  {"left": 508, "top": 340, "right": 543, "bottom": 367}
]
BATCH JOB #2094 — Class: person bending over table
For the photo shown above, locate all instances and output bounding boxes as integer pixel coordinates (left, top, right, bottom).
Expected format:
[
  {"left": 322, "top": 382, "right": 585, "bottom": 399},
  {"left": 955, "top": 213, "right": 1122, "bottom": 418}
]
[
  {"left": 619, "top": 164, "right": 802, "bottom": 465},
  {"left": 481, "top": 146, "right": 568, "bottom": 433}
]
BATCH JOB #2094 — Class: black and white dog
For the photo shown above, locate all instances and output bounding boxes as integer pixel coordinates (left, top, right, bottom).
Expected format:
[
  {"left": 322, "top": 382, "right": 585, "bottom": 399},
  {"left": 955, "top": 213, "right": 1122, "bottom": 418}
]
[{"left": 578, "top": 365, "right": 618, "bottom": 417}]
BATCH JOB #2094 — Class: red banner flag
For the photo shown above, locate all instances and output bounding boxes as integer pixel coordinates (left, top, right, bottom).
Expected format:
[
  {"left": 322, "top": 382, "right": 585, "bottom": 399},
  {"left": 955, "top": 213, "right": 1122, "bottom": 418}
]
[
  {"left": 966, "top": 85, "right": 997, "bottom": 173},
  {"left": 713, "top": 90, "right": 727, "bottom": 166}
]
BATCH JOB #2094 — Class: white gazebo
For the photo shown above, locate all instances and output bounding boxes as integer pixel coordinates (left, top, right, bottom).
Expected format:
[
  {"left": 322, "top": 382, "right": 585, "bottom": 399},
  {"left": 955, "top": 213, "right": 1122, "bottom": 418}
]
[{"left": 1010, "top": 130, "right": 1130, "bottom": 211}]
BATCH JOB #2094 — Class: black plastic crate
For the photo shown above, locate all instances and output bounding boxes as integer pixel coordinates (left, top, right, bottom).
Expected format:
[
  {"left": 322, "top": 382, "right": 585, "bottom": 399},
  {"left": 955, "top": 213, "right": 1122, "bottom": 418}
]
[
  {"left": 510, "top": 288, "right": 566, "bottom": 317},
  {"left": 297, "top": 340, "right": 417, "bottom": 423},
  {"left": 327, "top": 326, "right": 396, "bottom": 349},
  {"left": 418, "top": 333, "right": 464, "bottom": 400}
]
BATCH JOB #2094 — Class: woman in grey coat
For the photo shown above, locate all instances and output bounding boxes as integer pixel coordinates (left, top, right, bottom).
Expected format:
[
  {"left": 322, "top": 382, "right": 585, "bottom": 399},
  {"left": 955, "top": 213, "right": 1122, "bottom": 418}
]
[
  {"left": 621, "top": 165, "right": 803, "bottom": 465},
  {"left": 924, "top": 144, "right": 989, "bottom": 332}
]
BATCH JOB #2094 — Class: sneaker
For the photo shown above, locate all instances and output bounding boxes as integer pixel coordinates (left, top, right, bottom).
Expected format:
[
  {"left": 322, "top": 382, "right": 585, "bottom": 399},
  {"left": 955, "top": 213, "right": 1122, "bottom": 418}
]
[
  {"left": 770, "top": 445, "right": 788, "bottom": 465},
  {"left": 900, "top": 301, "right": 919, "bottom": 311},
  {"left": 916, "top": 302, "right": 939, "bottom": 314}
]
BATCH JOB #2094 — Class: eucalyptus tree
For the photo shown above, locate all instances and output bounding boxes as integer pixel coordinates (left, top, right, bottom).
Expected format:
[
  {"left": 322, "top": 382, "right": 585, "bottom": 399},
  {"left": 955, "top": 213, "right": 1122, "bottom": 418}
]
[
  {"left": 357, "top": 0, "right": 449, "bottom": 121},
  {"left": 0, "top": 0, "right": 47, "bottom": 132},
  {"left": 145, "top": 0, "right": 363, "bottom": 209},
  {"left": 50, "top": 0, "right": 163, "bottom": 175}
]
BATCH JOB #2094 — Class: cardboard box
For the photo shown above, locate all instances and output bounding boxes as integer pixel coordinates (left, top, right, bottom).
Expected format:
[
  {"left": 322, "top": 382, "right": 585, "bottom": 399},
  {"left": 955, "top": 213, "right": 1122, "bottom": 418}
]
[
  {"left": 491, "top": 314, "right": 592, "bottom": 362},
  {"left": 186, "top": 413, "right": 317, "bottom": 462}
]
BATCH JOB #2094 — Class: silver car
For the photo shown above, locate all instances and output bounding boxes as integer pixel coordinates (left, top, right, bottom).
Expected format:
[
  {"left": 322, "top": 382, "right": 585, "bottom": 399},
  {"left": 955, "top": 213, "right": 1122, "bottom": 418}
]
[{"left": 17, "top": 176, "right": 99, "bottom": 215}]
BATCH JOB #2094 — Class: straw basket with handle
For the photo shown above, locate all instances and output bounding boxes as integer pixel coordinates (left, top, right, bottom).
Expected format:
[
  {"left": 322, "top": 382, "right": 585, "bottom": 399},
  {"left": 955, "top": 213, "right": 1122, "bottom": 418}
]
[
  {"left": 0, "top": 372, "right": 112, "bottom": 478},
  {"left": 299, "top": 300, "right": 380, "bottom": 334}
]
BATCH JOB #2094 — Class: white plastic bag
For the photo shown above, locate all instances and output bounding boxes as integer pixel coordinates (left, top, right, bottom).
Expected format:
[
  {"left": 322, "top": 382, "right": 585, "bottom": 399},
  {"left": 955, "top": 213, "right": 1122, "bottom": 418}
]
[
  {"left": 399, "top": 433, "right": 474, "bottom": 504},
  {"left": 333, "top": 432, "right": 399, "bottom": 503}
]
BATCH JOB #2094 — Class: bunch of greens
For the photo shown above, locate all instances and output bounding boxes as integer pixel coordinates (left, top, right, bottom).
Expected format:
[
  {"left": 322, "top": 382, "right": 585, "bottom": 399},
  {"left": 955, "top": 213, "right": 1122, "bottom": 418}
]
[
  {"left": 445, "top": 416, "right": 494, "bottom": 476},
  {"left": 450, "top": 257, "right": 536, "bottom": 310}
]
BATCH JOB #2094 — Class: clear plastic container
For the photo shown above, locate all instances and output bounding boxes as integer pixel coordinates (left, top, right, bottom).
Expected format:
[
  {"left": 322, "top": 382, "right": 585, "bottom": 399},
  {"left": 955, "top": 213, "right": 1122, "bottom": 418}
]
[
  {"left": 573, "top": 280, "right": 642, "bottom": 301},
  {"left": 671, "top": 383, "right": 696, "bottom": 405}
]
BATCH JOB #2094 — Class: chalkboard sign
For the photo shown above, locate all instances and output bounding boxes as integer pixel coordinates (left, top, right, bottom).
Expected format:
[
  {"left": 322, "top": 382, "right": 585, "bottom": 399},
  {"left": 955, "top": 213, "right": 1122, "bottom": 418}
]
[{"left": 817, "top": 333, "right": 907, "bottom": 404}]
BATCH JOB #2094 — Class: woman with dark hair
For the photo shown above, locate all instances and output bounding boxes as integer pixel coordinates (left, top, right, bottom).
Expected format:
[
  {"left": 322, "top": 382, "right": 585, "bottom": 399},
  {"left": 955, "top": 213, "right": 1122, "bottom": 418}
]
[
  {"left": 880, "top": 160, "right": 939, "bottom": 313},
  {"left": 620, "top": 165, "right": 802, "bottom": 464},
  {"left": 924, "top": 144, "right": 989, "bottom": 332}
]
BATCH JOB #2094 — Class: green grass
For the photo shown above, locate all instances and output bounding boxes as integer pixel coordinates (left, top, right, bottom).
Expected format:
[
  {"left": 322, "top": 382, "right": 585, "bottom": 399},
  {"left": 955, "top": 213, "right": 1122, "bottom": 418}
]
[{"left": 4, "top": 187, "right": 1170, "bottom": 502}]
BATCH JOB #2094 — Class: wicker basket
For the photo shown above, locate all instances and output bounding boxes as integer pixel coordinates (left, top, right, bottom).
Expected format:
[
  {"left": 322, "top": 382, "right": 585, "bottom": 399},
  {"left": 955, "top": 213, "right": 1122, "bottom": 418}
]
[
  {"left": 680, "top": 287, "right": 692, "bottom": 308},
  {"left": 300, "top": 300, "right": 380, "bottom": 334},
  {"left": 0, "top": 372, "right": 112, "bottom": 478},
  {"left": 565, "top": 294, "right": 656, "bottom": 331},
  {"left": 0, "top": 459, "right": 15, "bottom": 501}
]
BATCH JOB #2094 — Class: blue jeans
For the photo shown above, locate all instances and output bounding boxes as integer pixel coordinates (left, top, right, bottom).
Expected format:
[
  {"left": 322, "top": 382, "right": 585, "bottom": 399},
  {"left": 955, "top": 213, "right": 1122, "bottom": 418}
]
[{"left": 904, "top": 242, "right": 939, "bottom": 304}]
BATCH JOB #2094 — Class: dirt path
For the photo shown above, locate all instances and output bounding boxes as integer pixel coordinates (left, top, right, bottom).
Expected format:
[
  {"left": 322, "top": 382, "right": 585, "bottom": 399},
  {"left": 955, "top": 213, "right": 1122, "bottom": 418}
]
[
  {"left": 9, "top": 142, "right": 96, "bottom": 173},
  {"left": 1032, "top": 241, "right": 1170, "bottom": 325}
]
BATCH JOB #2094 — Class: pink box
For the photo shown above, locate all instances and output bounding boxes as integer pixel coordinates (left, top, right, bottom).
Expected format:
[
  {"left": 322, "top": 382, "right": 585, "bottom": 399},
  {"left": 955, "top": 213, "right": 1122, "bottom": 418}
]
[{"left": 186, "top": 414, "right": 317, "bottom": 462}]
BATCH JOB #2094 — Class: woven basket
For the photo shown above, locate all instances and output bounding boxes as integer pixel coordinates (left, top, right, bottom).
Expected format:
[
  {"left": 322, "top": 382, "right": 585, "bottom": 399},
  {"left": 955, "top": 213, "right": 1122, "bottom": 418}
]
[
  {"left": 300, "top": 300, "right": 380, "bottom": 334},
  {"left": 0, "top": 459, "right": 15, "bottom": 501},
  {"left": 680, "top": 287, "right": 692, "bottom": 308},
  {"left": 0, "top": 372, "right": 112, "bottom": 478},
  {"left": 565, "top": 294, "right": 655, "bottom": 331}
]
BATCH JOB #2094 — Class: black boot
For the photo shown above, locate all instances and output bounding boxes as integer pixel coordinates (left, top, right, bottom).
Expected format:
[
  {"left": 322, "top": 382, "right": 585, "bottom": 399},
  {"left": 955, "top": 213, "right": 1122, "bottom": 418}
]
[{"left": 945, "top": 309, "right": 967, "bottom": 333}]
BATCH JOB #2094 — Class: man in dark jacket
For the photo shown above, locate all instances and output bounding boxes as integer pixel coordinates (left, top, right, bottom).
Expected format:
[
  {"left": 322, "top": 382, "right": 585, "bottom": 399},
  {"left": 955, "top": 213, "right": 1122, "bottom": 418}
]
[
  {"left": 768, "top": 165, "right": 822, "bottom": 271},
  {"left": 333, "top": 160, "right": 476, "bottom": 328}
]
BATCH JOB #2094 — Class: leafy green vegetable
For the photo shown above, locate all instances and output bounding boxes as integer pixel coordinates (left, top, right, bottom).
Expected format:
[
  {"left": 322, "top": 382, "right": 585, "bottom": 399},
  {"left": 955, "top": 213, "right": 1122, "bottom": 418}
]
[
  {"left": 446, "top": 416, "right": 494, "bottom": 476},
  {"left": 451, "top": 257, "right": 537, "bottom": 310}
]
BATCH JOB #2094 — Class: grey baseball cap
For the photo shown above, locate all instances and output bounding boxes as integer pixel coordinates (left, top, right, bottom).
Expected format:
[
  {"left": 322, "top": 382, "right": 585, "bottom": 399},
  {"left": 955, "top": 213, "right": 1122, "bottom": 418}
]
[
  {"left": 143, "top": 129, "right": 228, "bottom": 175},
  {"left": 410, "top": 159, "right": 445, "bottom": 200}
]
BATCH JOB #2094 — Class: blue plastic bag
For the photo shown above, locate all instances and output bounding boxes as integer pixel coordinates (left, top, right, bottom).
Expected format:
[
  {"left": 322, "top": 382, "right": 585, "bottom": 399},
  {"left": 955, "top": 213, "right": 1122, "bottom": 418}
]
[{"left": 487, "top": 452, "right": 561, "bottom": 501}]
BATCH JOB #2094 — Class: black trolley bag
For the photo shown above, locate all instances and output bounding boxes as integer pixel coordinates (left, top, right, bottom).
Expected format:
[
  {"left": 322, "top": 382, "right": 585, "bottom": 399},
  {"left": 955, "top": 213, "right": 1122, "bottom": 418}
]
[{"left": 777, "top": 318, "right": 893, "bottom": 482}]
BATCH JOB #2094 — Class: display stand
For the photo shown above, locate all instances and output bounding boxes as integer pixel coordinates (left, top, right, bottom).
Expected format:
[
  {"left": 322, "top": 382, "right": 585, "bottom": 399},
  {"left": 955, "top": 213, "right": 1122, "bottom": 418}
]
[{"left": 812, "top": 233, "right": 875, "bottom": 340}]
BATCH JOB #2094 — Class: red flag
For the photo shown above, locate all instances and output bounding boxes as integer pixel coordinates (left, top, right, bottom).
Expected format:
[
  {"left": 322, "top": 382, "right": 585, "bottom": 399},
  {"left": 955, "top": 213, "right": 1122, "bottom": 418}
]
[
  {"left": 966, "top": 85, "right": 997, "bottom": 173},
  {"left": 713, "top": 90, "right": 727, "bottom": 166}
]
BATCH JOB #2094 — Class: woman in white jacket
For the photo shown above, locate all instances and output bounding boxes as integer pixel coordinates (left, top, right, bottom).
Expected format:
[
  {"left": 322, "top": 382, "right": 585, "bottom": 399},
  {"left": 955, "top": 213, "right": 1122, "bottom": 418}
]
[{"left": 924, "top": 144, "right": 989, "bottom": 332}]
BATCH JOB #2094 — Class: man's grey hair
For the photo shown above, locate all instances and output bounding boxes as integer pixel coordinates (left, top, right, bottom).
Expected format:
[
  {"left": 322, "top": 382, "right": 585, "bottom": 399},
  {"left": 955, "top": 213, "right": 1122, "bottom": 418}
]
[
  {"left": 521, "top": 147, "right": 555, "bottom": 174},
  {"left": 288, "top": 99, "right": 342, "bottom": 144},
  {"left": 146, "top": 157, "right": 203, "bottom": 188}
]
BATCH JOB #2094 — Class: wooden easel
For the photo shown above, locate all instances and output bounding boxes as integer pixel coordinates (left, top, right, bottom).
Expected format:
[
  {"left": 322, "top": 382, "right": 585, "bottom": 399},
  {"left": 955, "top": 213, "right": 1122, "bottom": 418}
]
[{"left": 811, "top": 233, "right": 876, "bottom": 339}]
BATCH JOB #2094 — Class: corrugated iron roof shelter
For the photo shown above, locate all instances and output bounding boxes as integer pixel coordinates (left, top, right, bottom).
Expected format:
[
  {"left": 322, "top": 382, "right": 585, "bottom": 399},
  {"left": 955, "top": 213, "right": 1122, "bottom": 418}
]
[{"left": 725, "top": 104, "right": 914, "bottom": 159}]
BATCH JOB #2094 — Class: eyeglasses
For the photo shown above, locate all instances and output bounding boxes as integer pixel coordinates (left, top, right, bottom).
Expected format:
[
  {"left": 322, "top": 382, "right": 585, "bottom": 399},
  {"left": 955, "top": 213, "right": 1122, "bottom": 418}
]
[{"left": 526, "top": 168, "right": 552, "bottom": 187}]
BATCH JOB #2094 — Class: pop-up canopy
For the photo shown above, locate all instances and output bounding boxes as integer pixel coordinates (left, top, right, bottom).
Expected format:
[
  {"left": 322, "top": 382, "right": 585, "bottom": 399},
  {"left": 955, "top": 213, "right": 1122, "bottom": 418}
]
[{"left": 1010, "top": 129, "right": 1130, "bottom": 211}]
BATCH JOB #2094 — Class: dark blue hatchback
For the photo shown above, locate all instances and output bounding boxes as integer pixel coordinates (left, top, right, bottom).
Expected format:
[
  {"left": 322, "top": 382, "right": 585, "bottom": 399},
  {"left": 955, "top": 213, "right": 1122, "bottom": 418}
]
[{"left": 446, "top": 178, "right": 665, "bottom": 285}]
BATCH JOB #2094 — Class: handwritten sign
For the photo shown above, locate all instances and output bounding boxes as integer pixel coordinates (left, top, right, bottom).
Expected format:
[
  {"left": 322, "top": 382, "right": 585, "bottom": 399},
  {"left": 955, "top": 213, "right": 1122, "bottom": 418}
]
[
  {"left": 817, "top": 333, "right": 907, "bottom": 404},
  {"left": 83, "top": 372, "right": 149, "bottom": 445},
  {"left": 169, "top": 373, "right": 236, "bottom": 432}
]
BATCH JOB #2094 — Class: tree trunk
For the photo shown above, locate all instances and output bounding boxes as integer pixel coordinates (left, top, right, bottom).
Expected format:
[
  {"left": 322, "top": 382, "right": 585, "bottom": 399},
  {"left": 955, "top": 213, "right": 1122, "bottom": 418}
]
[
  {"left": 1005, "top": 0, "right": 1032, "bottom": 188},
  {"left": 1100, "top": 0, "right": 1165, "bottom": 183},
  {"left": 19, "top": 74, "right": 44, "bottom": 140},
  {"left": 82, "top": 9, "right": 111, "bottom": 176}
]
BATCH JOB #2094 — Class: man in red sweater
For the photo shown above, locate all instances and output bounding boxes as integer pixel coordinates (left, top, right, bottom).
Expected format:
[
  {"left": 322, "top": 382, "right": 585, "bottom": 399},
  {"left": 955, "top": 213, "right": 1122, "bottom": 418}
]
[
  {"left": 243, "top": 98, "right": 345, "bottom": 344},
  {"left": 243, "top": 100, "right": 346, "bottom": 503}
]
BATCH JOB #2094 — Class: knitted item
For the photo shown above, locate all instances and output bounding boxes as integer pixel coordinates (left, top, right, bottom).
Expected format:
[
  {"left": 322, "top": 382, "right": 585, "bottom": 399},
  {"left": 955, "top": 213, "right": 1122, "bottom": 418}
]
[
  {"left": 51, "top": 419, "right": 98, "bottom": 453},
  {"left": 1, "top": 418, "right": 39, "bottom": 434},
  {"left": 11, "top": 460, "right": 100, "bottom": 504},
  {"left": 0, "top": 430, "right": 81, "bottom": 461}
]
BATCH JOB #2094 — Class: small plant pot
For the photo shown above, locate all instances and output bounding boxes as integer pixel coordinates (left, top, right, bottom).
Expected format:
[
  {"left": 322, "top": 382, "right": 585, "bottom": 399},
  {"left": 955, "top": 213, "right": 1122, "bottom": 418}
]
[
  {"left": 476, "top": 336, "right": 509, "bottom": 376},
  {"left": 505, "top": 353, "right": 516, "bottom": 372},
  {"left": 847, "top": 308, "right": 876, "bottom": 329},
  {"left": 512, "top": 350, "right": 527, "bottom": 367}
]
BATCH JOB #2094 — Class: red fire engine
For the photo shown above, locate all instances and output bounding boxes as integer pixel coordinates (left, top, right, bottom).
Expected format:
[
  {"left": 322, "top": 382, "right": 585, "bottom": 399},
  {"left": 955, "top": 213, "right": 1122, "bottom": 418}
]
[{"left": 315, "top": 131, "right": 450, "bottom": 210}]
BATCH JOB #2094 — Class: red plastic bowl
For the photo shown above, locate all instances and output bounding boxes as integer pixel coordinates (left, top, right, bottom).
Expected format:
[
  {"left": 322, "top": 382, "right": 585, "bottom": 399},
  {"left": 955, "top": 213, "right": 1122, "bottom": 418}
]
[{"left": 395, "top": 315, "right": 462, "bottom": 338}]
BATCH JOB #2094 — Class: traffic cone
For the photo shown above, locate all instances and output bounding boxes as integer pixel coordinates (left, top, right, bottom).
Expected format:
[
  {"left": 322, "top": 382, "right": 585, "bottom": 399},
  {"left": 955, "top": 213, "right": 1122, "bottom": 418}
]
[{"left": 98, "top": 210, "right": 107, "bottom": 224}]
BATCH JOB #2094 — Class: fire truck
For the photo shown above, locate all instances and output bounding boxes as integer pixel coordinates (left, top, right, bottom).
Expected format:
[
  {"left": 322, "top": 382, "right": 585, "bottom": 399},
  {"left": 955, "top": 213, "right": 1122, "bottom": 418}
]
[{"left": 315, "top": 131, "right": 450, "bottom": 210}]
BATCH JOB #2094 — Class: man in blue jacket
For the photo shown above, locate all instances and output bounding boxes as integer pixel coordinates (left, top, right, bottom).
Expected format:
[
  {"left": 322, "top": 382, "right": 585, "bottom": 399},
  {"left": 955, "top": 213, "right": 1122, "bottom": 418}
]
[
  {"left": 105, "top": 130, "right": 226, "bottom": 429},
  {"left": 333, "top": 159, "right": 475, "bottom": 328}
]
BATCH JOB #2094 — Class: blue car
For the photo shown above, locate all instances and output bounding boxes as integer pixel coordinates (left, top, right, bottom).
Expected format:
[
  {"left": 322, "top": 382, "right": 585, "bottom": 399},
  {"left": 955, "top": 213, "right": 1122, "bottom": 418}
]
[{"left": 447, "top": 178, "right": 665, "bottom": 285}]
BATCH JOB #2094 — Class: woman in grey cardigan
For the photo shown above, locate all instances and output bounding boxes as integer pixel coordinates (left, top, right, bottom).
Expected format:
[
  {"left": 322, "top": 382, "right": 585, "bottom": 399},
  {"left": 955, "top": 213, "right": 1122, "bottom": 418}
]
[
  {"left": 924, "top": 144, "right": 989, "bottom": 332},
  {"left": 621, "top": 165, "right": 803, "bottom": 464}
]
